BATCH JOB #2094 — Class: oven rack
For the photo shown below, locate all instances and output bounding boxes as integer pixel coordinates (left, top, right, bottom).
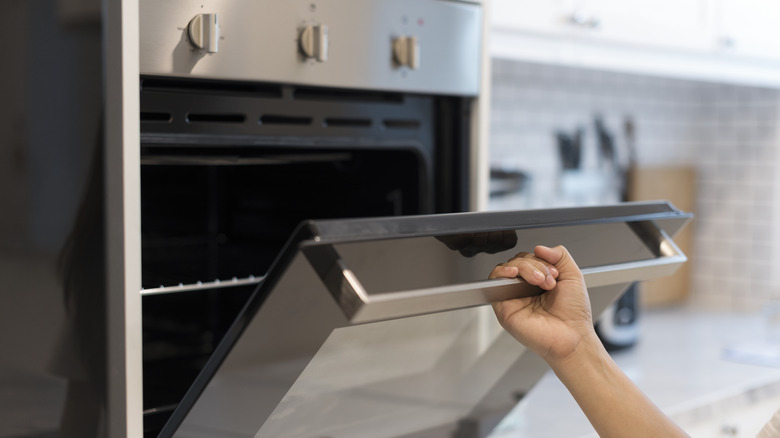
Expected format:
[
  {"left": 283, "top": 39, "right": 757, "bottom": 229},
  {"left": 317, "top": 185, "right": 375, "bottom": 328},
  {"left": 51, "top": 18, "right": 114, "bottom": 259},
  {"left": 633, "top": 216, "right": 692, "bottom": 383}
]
[{"left": 140, "top": 275, "right": 265, "bottom": 296}]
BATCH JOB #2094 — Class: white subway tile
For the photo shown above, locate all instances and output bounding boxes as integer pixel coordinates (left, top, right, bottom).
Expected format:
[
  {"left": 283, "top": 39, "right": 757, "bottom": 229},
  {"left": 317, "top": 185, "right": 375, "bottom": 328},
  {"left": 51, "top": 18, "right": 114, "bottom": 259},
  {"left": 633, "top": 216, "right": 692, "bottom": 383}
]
[{"left": 491, "top": 60, "right": 779, "bottom": 306}]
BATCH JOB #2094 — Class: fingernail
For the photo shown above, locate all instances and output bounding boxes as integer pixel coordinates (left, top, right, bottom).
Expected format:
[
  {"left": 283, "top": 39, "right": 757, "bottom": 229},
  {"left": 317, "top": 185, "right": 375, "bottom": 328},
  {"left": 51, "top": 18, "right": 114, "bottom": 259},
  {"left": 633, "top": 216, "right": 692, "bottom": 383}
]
[
  {"left": 533, "top": 269, "right": 545, "bottom": 281},
  {"left": 549, "top": 266, "right": 559, "bottom": 276}
]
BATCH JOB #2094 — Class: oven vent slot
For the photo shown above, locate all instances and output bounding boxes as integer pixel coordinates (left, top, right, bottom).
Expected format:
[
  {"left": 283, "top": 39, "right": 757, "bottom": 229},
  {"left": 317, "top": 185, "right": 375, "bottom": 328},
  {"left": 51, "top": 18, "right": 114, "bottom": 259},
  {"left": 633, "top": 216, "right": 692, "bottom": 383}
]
[
  {"left": 186, "top": 113, "right": 246, "bottom": 124},
  {"left": 141, "top": 112, "right": 172, "bottom": 123},
  {"left": 259, "top": 115, "right": 313, "bottom": 126},
  {"left": 141, "top": 77, "right": 283, "bottom": 98},
  {"left": 323, "top": 118, "right": 372, "bottom": 128},
  {"left": 382, "top": 119, "right": 421, "bottom": 130},
  {"left": 293, "top": 87, "right": 404, "bottom": 103}
]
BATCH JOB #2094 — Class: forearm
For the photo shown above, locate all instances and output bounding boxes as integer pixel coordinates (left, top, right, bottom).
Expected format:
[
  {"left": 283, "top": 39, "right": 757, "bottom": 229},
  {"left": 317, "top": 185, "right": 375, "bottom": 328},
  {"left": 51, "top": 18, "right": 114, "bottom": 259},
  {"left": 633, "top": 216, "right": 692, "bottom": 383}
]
[{"left": 549, "top": 332, "right": 688, "bottom": 438}]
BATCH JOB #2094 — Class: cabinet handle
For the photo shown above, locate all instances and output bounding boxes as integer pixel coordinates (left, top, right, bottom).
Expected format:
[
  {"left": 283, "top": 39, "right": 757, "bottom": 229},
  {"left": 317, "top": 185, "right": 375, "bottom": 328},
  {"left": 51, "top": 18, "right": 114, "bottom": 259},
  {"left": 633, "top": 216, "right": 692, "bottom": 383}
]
[
  {"left": 569, "top": 11, "right": 601, "bottom": 29},
  {"left": 719, "top": 36, "right": 737, "bottom": 49}
]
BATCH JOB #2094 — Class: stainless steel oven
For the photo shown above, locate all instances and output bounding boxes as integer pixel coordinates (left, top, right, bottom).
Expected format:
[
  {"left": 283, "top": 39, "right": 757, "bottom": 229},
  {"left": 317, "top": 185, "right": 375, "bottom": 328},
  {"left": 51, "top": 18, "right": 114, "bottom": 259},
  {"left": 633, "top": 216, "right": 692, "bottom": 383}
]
[
  {"left": 139, "top": 0, "right": 482, "bottom": 434},
  {"left": 137, "top": 2, "right": 691, "bottom": 437}
]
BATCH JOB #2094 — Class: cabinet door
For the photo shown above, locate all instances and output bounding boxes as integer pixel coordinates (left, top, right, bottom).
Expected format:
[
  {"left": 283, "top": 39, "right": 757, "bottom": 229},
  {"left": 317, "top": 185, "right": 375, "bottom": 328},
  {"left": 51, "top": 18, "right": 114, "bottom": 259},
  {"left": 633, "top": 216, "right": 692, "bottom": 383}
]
[
  {"left": 718, "top": 0, "right": 780, "bottom": 62},
  {"left": 491, "top": 0, "right": 711, "bottom": 52},
  {"left": 490, "top": 0, "right": 572, "bottom": 35},
  {"left": 589, "top": 0, "right": 711, "bottom": 50}
]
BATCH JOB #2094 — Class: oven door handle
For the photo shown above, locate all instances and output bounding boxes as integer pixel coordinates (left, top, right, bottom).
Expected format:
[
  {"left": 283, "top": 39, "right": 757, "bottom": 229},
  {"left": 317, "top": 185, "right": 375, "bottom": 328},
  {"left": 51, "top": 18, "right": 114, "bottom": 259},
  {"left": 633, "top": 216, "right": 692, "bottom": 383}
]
[{"left": 305, "top": 221, "right": 687, "bottom": 325}]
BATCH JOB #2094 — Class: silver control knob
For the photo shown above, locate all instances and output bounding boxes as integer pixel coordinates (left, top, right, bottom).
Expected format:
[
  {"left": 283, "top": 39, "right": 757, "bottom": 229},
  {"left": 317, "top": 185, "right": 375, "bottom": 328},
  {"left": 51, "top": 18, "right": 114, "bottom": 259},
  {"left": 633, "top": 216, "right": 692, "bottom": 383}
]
[
  {"left": 299, "top": 24, "right": 328, "bottom": 62},
  {"left": 188, "top": 13, "right": 219, "bottom": 53},
  {"left": 393, "top": 36, "right": 419, "bottom": 69}
]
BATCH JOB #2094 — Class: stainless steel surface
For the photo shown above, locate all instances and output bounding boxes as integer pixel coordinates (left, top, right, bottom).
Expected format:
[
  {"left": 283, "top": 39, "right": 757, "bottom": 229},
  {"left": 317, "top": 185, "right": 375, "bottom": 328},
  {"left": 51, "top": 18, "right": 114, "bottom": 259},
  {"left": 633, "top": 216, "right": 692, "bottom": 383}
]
[
  {"left": 308, "top": 221, "right": 685, "bottom": 324},
  {"left": 161, "top": 202, "right": 692, "bottom": 438},
  {"left": 138, "top": 0, "right": 481, "bottom": 95}
]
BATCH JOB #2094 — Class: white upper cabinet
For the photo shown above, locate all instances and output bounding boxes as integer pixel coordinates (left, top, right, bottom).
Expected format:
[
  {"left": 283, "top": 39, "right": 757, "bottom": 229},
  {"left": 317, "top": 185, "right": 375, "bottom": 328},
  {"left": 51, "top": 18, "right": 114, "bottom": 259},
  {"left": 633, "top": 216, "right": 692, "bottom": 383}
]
[
  {"left": 716, "top": 0, "right": 780, "bottom": 62},
  {"left": 490, "top": 0, "right": 780, "bottom": 87},
  {"left": 491, "top": 0, "right": 567, "bottom": 36},
  {"left": 492, "top": 0, "right": 712, "bottom": 51},
  {"left": 585, "top": 0, "right": 711, "bottom": 51}
]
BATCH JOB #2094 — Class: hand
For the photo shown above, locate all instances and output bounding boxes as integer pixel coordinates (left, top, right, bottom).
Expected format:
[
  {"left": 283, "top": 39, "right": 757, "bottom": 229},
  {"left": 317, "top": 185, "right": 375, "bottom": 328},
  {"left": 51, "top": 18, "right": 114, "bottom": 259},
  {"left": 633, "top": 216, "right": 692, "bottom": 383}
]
[
  {"left": 491, "top": 246, "right": 690, "bottom": 438},
  {"left": 489, "top": 245, "right": 597, "bottom": 366}
]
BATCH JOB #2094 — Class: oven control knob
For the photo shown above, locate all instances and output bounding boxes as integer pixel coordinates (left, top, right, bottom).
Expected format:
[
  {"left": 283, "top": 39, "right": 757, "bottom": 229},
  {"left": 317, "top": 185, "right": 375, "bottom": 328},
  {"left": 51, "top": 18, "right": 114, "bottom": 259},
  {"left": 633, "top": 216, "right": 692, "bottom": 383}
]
[
  {"left": 188, "top": 13, "right": 219, "bottom": 53},
  {"left": 393, "top": 36, "right": 419, "bottom": 69},
  {"left": 299, "top": 24, "right": 328, "bottom": 62}
]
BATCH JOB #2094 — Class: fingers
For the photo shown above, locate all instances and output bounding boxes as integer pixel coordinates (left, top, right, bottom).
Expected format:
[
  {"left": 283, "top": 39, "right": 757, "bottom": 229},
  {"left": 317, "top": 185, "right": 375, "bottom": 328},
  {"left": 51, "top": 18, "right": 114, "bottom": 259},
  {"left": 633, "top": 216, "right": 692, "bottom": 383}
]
[
  {"left": 534, "top": 245, "right": 582, "bottom": 281},
  {"left": 514, "top": 251, "right": 559, "bottom": 280},
  {"left": 532, "top": 245, "right": 562, "bottom": 265},
  {"left": 489, "top": 252, "right": 558, "bottom": 289},
  {"left": 490, "top": 265, "right": 519, "bottom": 279}
]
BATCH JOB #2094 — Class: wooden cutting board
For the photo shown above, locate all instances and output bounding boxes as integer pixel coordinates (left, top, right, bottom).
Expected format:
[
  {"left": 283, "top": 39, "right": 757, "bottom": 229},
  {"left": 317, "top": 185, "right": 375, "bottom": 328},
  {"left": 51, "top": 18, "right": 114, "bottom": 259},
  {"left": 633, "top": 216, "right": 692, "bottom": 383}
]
[{"left": 628, "top": 166, "right": 696, "bottom": 307}]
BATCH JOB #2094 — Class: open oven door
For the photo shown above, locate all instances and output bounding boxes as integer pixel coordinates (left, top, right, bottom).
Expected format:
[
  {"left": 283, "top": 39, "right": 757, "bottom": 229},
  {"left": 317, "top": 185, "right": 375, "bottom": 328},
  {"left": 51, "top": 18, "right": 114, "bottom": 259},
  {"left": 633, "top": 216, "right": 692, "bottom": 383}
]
[{"left": 158, "top": 201, "right": 692, "bottom": 438}]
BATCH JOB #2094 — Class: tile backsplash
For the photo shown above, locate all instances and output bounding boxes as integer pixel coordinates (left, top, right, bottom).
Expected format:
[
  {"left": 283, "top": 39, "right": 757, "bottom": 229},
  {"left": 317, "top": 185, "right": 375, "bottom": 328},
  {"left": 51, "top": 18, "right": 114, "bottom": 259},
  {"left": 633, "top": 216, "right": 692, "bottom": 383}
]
[{"left": 489, "top": 59, "right": 780, "bottom": 311}]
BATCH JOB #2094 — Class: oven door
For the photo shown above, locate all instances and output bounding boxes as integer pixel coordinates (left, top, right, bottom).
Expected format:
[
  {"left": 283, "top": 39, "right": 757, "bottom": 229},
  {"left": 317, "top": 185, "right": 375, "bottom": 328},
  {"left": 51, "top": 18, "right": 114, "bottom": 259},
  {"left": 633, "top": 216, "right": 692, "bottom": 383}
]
[{"left": 159, "top": 201, "right": 691, "bottom": 438}]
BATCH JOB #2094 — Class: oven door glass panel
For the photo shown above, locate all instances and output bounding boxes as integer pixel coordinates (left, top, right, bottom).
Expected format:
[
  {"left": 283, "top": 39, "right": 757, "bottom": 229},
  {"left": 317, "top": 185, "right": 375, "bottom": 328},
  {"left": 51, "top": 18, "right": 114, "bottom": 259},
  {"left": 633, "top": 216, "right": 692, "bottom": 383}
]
[{"left": 161, "top": 202, "right": 691, "bottom": 438}]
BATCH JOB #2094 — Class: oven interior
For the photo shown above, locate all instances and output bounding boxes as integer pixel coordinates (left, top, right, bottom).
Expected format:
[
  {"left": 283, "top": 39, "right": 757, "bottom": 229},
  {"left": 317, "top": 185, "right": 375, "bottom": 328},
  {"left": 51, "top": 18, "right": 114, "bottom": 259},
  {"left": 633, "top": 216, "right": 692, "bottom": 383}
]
[{"left": 139, "top": 76, "right": 472, "bottom": 434}]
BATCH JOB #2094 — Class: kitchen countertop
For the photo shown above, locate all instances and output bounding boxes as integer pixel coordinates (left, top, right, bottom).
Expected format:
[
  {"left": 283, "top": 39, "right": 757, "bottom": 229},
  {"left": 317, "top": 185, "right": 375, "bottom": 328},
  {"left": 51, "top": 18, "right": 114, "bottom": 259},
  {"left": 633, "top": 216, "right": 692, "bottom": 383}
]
[{"left": 489, "top": 307, "right": 780, "bottom": 437}]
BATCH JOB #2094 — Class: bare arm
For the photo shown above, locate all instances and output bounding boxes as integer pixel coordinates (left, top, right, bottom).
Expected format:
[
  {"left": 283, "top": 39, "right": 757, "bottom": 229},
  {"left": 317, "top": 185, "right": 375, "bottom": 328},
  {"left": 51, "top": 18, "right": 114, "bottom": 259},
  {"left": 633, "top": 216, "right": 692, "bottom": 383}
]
[{"left": 489, "top": 245, "right": 688, "bottom": 438}]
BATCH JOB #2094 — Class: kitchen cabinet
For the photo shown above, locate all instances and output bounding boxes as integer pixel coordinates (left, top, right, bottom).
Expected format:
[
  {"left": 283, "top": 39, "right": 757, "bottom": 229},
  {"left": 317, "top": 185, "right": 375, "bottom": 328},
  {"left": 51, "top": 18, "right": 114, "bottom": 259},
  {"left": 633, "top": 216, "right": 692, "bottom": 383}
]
[
  {"left": 587, "top": 0, "right": 711, "bottom": 51},
  {"left": 490, "top": 0, "right": 780, "bottom": 88},
  {"left": 490, "top": 0, "right": 564, "bottom": 37},
  {"left": 716, "top": 0, "right": 780, "bottom": 63},
  {"left": 491, "top": 0, "right": 711, "bottom": 52}
]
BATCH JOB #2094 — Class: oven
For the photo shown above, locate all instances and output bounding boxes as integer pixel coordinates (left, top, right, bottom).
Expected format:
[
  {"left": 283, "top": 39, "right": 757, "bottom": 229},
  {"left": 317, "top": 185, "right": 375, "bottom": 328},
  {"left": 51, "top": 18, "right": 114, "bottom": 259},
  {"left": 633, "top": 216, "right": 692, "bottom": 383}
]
[
  {"left": 136, "top": 2, "right": 692, "bottom": 438},
  {"left": 138, "top": 0, "right": 482, "bottom": 434}
]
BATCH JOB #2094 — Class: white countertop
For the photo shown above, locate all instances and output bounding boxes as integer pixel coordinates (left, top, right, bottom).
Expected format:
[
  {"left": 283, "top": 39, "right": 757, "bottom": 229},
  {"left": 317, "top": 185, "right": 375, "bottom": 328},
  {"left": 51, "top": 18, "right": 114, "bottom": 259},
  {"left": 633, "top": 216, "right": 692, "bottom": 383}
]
[{"left": 489, "top": 307, "right": 780, "bottom": 438}]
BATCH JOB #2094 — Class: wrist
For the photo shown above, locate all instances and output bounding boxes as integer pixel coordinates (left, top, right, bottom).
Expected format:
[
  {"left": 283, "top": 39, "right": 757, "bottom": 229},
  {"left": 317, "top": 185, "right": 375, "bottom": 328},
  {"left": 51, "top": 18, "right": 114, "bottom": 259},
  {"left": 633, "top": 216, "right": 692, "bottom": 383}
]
[{"left": 546, "top": 329, "right": 610, "bottom": 377}]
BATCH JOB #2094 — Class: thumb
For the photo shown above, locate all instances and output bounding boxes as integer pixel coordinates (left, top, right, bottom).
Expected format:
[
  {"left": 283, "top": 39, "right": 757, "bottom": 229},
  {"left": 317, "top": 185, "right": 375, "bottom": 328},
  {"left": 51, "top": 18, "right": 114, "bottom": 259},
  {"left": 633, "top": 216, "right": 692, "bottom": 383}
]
[{"left": 534, "top": 245, "right": 582, "bottom": 280}]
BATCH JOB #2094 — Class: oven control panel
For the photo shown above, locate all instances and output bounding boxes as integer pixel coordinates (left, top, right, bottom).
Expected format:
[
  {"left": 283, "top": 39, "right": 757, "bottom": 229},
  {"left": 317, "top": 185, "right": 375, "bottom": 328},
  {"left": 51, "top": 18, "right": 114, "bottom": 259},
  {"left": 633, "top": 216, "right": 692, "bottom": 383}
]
[{"left": 139, "top": 0, "right": 481, "bottom": 96}]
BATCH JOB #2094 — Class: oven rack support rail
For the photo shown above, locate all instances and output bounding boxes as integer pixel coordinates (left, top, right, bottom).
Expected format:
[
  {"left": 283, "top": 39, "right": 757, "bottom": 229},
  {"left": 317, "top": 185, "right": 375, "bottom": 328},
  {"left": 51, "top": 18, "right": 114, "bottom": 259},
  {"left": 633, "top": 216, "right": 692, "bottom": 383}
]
[{"left": 140, "top": 275, "right": 265, "bottom": 296}]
